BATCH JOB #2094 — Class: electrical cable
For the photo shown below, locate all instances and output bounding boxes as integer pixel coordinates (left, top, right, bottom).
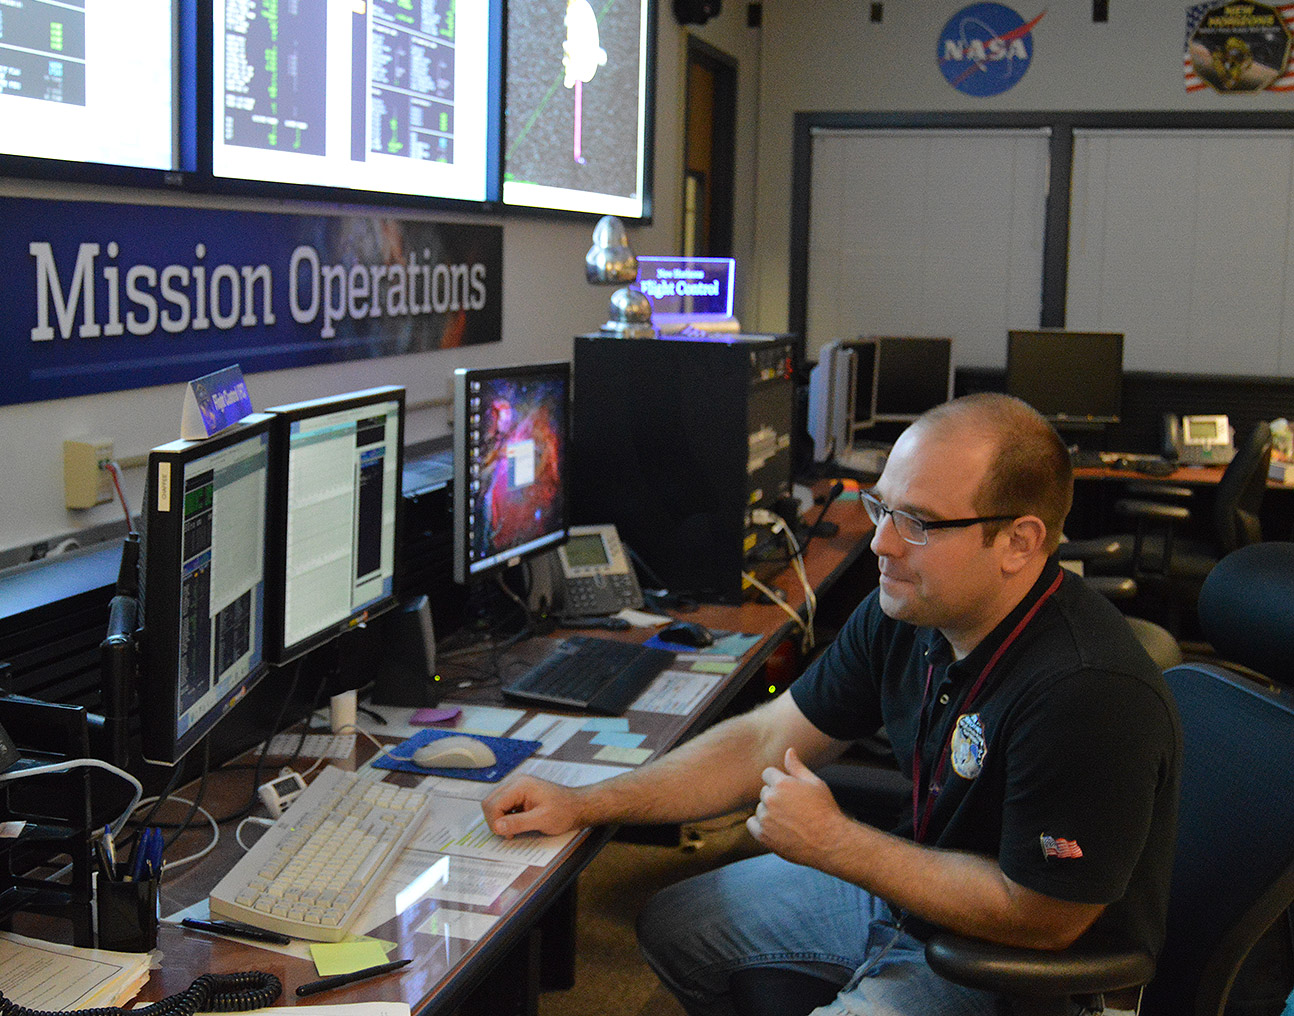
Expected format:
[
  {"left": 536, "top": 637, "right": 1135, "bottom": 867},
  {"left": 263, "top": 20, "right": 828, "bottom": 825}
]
[
  {"left": 128, "top": 794, "right": 220, "bottom": 873},
  {"left": 103, "top": 460, "right": 135, "bottom": 534},
  {"left": 0, "top": 757, "right": 143, "bottom": 840},
  {"left": 741, "top": 570, "right": 808, "bottom": 638}
]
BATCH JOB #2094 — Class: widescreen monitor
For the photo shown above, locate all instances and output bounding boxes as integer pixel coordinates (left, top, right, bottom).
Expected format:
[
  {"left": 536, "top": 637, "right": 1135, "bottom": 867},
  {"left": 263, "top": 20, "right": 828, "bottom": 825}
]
[
  {"left": 872, "top": 336, "right": 954, "bottom": 422},
  {"left": 210, "top": 1, "right": 499, "bottom": 203},
  {"left": 137, "top": 414, "right": 274, "bottom": 766},
  {"left": 263, "top": 387, "right": 405, "bottom": 663},
  {"left": 453, "top": 362, "right": 571, "bottom": 583},
  {"left": 0, "top": 0, "right": 191, "bottom": 180},
  {"left": 502, "top": 0, "right": 654, "bottom": 218},
  {"left": 1006, "top": 329, "right": 1124, "bottom": 425}
]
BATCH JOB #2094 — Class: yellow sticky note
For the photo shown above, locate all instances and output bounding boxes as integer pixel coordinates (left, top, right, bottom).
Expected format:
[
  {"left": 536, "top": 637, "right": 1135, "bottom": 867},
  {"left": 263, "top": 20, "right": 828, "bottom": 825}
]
[{"left": 309, "top": 938, "right": 390, "bottom": 975}]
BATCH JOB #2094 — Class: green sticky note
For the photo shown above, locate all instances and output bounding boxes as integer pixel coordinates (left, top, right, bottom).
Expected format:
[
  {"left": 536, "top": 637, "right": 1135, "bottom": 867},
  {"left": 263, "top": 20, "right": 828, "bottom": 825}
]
[{"left": 309, "top": 938, "right": 390, "bottom": 975}]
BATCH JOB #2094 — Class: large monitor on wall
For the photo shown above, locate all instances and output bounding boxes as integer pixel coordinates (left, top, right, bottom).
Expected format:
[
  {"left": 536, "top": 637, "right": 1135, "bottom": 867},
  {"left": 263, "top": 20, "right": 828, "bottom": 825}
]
[
  {"left": 872, "top": 336, "right": 954, "bottom": 422},
  {"left": 263, "top": 387, "right": 405, "bottom": 663},
  {"left": 138, "top": 414, "right": 274, "bottom": 766},
  {"left": 0, "top": 0, "right": 193, "bottom": 181},
  {"left": 1006, "top": 329, "right": 1124, "bottom": 425},
  {"left": 210, "top": 1, "right": 499, "bottom": 203},
  {"left": 502, "top": 0, "right": 654, "bottom": 218},
  {"left": 453, "top": 362, "right": 571, "bottom": 583}
]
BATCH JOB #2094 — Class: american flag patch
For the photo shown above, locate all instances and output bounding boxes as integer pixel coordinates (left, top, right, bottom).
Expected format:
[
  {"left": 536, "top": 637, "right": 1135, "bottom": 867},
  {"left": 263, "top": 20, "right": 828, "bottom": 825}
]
[{"left": 1040, "top": 834, "right": 1084, "bottom": 860}]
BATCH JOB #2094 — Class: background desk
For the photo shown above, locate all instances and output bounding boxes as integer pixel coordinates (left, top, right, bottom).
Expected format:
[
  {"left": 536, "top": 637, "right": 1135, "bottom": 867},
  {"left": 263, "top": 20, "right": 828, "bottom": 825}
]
[
  {"left": 1070, "top": 464, "right": 1294, "bottom": 543},
  {"left": 121, "top": 493, "right": 878, "bottom": 1016}
]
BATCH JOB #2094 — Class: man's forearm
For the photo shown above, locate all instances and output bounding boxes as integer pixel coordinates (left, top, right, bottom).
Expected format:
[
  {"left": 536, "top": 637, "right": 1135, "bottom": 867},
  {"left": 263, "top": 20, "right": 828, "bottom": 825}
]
[
  {"left": 812, "top": 817, "right": 1102, "bottom": 950},
  {"left": 571, "top": 694, "right": 841, "bottom": 829}
]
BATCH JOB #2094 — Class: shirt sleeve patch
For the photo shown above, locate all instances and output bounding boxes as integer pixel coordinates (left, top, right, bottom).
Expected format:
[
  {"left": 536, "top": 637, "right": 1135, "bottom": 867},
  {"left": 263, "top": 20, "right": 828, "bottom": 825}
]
[{"left": 1040, "top": 834, "right": 1084, "bottom": 860}]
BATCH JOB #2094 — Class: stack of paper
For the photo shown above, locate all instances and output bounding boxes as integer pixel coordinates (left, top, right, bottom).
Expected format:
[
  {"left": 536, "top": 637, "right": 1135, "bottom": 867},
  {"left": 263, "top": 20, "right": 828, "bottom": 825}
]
[{"left": 0, "top": 930, "right": 151, "bottom": 1010}]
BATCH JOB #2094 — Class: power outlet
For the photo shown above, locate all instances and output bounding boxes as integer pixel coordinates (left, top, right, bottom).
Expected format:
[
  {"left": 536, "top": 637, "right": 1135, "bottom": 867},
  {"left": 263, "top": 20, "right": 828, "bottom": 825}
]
[{"left": 64, "top": 438, "right": 115, "bottom": 509}]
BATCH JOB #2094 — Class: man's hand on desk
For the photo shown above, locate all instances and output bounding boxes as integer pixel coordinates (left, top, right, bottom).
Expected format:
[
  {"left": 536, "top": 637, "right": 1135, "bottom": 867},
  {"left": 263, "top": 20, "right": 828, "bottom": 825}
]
[{"left": 482, "top": 775, "right": 585, "bottom": 838}]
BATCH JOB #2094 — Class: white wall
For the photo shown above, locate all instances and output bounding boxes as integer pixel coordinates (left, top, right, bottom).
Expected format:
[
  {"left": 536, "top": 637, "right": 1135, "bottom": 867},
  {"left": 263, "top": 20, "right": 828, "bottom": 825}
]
[
  {"left": 747, "top": 2, "right": 1294, "bottom": 335},
  {"left": 0, "top": 2, "right": 762, "bottom": 561}
]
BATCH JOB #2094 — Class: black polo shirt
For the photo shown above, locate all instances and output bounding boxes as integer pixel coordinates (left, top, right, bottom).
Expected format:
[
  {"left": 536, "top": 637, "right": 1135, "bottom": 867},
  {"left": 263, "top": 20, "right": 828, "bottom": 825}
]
[{"left": 790, "top": 559, "right": 1182, "bottom": 955}]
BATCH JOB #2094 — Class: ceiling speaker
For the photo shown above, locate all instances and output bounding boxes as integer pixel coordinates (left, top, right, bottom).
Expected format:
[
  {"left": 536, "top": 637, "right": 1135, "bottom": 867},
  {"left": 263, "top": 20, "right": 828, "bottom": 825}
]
[{"left": 673, "top": 0, "right": 721, "bottom": 25}]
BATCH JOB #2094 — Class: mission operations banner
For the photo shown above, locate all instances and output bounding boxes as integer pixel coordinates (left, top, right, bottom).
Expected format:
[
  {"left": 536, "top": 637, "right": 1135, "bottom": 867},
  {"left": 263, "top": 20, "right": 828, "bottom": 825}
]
[{"left": 0, "top": 197, "right": 503, "bottom": 407}]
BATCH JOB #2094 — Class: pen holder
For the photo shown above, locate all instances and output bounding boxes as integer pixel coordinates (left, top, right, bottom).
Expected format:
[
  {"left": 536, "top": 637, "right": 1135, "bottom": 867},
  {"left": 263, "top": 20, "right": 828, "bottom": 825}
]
[{"left": 97, "top": 867, "right": 160, "bottom": 951}]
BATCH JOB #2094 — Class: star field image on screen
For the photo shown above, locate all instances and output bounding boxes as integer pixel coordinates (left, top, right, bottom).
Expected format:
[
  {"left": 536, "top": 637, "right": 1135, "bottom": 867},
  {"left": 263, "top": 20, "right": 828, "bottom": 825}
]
[{"left": 466, "top": 375, "right": 567, "bottom": 572}]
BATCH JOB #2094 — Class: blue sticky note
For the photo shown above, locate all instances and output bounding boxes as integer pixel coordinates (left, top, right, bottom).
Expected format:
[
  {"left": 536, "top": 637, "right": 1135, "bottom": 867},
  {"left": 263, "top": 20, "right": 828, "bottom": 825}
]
[
  {"left": 590, "top": 730, "right": 646, "bottom": 749},
  {"left": 582, "top": 717, "right": 630, "bottom": 732}
]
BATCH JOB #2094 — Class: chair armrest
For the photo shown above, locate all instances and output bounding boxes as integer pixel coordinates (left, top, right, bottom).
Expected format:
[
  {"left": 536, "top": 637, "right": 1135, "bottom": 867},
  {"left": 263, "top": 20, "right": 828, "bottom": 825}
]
[
  {"left": 1115, "top": 499, "right": 1191, "bottom": 523},
  {"left": 1124, "top": 482, "right": 1194, "bottom": 499},
  {"left": 925, "top": 932, "right": 1155, "bottom": 998},
  {"left": 1058, "top": 537, "right": 1127, "bottom": 561}
]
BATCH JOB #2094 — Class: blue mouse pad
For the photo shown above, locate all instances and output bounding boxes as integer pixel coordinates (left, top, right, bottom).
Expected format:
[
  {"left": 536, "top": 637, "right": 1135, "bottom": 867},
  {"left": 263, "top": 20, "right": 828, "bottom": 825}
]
[{"left": 371, "top": 729, "right": 541, "bottom": 783}]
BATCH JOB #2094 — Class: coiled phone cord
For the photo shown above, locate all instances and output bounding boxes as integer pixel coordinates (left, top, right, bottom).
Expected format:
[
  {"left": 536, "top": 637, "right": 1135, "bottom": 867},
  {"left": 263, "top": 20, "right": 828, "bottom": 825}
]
[{"left": 0, "top": 970, "right": 282, "bottom": 1016}]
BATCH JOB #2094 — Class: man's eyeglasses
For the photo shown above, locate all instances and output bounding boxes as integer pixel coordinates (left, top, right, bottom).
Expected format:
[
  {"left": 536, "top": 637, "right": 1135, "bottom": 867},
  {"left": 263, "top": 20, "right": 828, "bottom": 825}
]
[{"left": 860, "top": 490, "right": 1017, "bottom": 547}]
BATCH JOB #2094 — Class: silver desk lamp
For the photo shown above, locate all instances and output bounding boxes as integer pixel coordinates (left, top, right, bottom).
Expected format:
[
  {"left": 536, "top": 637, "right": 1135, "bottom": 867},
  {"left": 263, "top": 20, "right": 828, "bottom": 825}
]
[{"left": 585, "top": 215, "right": 655, "bottom": 339}]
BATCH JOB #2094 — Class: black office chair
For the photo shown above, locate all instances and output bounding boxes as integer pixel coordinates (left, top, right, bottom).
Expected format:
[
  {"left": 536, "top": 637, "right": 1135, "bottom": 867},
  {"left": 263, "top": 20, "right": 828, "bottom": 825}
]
[{"left": 1081, "top": 422, "right": 1273, "bottom": 634}]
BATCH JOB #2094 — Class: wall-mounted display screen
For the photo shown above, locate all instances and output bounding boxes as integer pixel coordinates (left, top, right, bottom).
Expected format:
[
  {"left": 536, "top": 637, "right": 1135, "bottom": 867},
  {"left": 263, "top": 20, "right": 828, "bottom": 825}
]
[
  {"left": 502, "top": 0, "right": 653, "bottom": 219},
  {"left": 0, "top": 0, "right": 186, "bottom": 173},
  {"left": 211, "top": 0, "right": 498, "bottom": 202}
]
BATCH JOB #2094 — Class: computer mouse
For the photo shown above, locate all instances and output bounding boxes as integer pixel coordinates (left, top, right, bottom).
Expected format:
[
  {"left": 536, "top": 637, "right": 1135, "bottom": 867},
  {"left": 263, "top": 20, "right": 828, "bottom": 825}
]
[
  {"left": 411, "top": 735, "right": 497, "bottom": 770},
  {"left": 660, "top": 620, "right": 715, "bottom": 648}
]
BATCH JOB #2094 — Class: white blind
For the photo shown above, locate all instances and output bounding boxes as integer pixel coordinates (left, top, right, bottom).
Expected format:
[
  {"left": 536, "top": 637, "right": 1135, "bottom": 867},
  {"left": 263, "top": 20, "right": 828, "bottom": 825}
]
[
  {"left": 806, "top": 127, "right": 1050, "bottom": 368},
  {"left": 1067, "top": 128, "right": 1294, "bottom": 376}
]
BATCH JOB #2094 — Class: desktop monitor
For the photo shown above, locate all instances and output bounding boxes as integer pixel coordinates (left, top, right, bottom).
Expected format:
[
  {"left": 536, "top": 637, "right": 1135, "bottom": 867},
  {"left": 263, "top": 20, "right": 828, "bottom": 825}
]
[
  {"left": 209, "top": 1, "right": 499, "bottom": 204},
  {"left": 1006, "top": 329, "right": 1124, "bottom": 425},
  {"left": 137, "top": 414, "right": 274, "bottom": 766},
  {"left": 806, "top": 340, "right": 855, "bottom": 463},
  {"left": 452, "top": 362, "right": 571, "bottom": 583},
  {"left": 263, "top": 387, "right": 405, "bottom": 664},
  {"left": 842, "top": 338, "right": 879, "bottom": 437},
  {"left": 871, "top": 336, "right": 954, "bottom": 422}
]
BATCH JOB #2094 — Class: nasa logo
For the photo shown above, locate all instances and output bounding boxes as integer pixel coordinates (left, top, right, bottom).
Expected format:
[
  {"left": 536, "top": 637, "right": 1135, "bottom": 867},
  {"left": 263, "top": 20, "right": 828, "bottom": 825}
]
[{"left": 937, "top": 3, "right": 1046, "bottom": 97}]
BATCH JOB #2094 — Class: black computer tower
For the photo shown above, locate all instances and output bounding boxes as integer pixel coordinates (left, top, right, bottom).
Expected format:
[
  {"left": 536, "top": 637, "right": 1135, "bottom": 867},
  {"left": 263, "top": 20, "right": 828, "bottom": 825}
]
[{"left": 571, "top": 333, "right": 797, "bottom": 603}]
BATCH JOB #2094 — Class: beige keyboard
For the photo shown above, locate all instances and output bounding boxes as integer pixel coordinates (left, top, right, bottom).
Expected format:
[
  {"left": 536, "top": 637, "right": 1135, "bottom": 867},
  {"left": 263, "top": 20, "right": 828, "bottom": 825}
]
[{"left": 209, "top": 765, "right": 432, "bottom": 942}]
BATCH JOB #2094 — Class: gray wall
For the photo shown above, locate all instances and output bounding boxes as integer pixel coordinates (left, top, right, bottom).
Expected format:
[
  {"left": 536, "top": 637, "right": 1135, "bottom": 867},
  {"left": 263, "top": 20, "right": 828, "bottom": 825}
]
[{"left": 747, "top": 2, "right": 1294, "bottom": 335}]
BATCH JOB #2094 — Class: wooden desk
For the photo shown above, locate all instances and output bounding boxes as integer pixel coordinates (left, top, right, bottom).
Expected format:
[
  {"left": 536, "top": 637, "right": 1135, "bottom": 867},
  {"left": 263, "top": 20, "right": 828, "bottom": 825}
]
[
  {"left": 121, "top": 495, "right": 877, "bottom": 1016},
  {"left": 1071, "top": 464, "right": 1294, "bottom": 542}
]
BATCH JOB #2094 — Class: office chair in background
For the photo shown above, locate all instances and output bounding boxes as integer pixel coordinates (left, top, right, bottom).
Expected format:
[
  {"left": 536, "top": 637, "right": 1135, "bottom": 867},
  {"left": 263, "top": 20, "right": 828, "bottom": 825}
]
[{"left": 1078, "top": 421, "right": 1273, "bottom": 635}]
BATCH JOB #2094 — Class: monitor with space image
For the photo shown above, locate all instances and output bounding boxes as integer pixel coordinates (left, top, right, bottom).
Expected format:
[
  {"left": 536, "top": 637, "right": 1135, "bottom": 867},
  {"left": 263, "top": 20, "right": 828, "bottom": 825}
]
[{"left": 453, "top": 362, "right": 571, "bottom": 583}]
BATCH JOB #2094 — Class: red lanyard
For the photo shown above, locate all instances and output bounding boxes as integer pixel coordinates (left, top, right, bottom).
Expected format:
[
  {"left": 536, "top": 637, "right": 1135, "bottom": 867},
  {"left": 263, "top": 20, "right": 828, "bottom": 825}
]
[{"left": 910, "top": 569, "right": 1063, "bottom": 844}]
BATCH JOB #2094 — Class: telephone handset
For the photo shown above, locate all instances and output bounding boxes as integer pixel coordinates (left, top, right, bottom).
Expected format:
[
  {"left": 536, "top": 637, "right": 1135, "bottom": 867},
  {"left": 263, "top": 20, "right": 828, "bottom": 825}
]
[
  {"left": 1163, "top": 413, "right": 1236, "bottom": 466},
  {"left": 527, "top": 524, "right": 645, "bottom": 617}
]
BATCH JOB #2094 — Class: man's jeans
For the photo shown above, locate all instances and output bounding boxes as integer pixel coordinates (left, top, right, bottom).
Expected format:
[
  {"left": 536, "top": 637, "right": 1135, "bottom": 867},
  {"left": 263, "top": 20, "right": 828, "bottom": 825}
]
[{"left": 636, "top": 852, "right": 1005, "bottom": 1016}]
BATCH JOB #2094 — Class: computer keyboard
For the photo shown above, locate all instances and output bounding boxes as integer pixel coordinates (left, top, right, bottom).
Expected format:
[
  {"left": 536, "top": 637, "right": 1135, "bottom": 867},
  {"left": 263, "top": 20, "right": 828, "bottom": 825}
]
[
  {"left": 209, "top": 765, "right": 432, "bottom": 942},
  {"left": 502, "top": 635, "right": 675, "bottom": 714}
]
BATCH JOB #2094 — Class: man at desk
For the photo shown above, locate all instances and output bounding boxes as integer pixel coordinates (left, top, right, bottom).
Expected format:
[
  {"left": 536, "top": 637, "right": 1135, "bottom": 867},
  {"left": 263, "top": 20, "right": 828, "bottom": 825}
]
[{"left": 483, "top": 393, "right": 1182, "bottom": 1016}]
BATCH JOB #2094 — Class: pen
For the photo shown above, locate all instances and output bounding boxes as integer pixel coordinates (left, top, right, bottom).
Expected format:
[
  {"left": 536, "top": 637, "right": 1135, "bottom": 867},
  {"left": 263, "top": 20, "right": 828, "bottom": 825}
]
[
  {"left": 295, "top": 958, "right": 412, "bottom": 997},
  {"left": 181, "top": 918, "right": 293, "bottom": 945}
]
